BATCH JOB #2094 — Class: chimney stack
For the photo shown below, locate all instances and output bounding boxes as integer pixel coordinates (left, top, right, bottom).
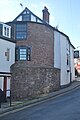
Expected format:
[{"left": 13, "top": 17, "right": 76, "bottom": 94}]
[{"left": 42, "top": 6, "right": 50, "bottom": 23}]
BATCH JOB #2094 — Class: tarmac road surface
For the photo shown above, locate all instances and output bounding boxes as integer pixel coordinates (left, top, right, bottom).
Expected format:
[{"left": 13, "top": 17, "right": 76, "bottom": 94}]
[{"left": 0, "top": 86, "right": 80, "bottom": 120}]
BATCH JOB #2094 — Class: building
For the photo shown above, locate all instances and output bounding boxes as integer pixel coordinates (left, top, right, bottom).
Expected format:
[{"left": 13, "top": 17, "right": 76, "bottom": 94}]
[
  {"left": 0, "top": 22, "right": 15, "bottom": 97},
  {"left": 7, "top": 7, "right": 75, "bottom": 99},
  {"left": 54, "top": 30, "right": 75, "bottom": 86},
  {"left": 74, "top": 49, "right": 80, "bottom": 76}
]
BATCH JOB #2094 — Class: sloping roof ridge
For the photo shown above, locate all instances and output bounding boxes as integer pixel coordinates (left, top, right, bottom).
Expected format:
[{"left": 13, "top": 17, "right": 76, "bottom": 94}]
[
  {"left": 13, "top": 7, "right": 45, "bottom": 23},
  {"left": 46, "top": 24, "right": 75, "bottom": 49},
  {"left": 0, "top": 35, "right": 16, "bottom": 43},
  {"left": 54, "top": 28, "right": 75, "bottom": 49}
]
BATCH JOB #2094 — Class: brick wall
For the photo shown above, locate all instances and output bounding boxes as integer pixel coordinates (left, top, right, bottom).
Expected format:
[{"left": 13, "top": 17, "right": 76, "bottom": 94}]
[{"left": 16, "top": 22, "right": 54, "bottom": 67}]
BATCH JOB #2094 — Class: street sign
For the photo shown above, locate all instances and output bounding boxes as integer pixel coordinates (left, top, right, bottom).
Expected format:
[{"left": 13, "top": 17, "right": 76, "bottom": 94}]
[{"left": 74, "top": 51, "right": 79, "bottom": 58}]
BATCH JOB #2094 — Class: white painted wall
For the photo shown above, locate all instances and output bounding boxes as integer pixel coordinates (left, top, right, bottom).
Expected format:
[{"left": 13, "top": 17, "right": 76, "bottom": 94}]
[
  {"left": 54, "top": 30, "right": 75, "bottom": 86},
  {"left": 0, "top": 22, "right": 15, "bottom": 97},
  {"left": 60, "top": 34, "right": 70, "bottom": 85},
  {"left": 0, "top": 38, "right": 15, "bottom": 72},
  {"left": 70, "top": 46, "right": 75, "bottom": 81},
  {"left": 54, "top": 31, "right": 61, "bottom": 69}
]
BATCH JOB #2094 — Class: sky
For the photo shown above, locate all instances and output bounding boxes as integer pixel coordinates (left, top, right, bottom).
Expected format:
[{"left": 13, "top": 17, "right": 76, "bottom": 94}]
[{"left": 0, "top": 0, "right": 80, "bottom": 48}]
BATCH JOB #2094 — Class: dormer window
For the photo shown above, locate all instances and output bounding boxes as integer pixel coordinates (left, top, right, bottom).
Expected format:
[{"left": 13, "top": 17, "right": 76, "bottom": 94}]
[
  {"left": 1, "top": 23, "right": 11, "bottom": 38},
  {"left": 4, "top": 27, "right": 9, "bottom": 37},
  {"left": 13, "top": 7, "right": 45, "bottom": 24}
]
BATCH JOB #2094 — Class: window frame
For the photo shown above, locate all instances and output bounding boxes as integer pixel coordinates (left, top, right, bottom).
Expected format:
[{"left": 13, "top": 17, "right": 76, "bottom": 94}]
[
  {"left": 15, "top": 46, "right": 31, "bottom": 61},
  {"left": 19, "top": 47, "right": 27, "bottom": 60},
  {"left": 22, "top": 14, "right": 30, "bottom": 21},
  {"left": 67, "top": 53, "right": 70, "bottom": 66},
  {"left": 15, "top": 24, "right": 27, "bottom": 40}
]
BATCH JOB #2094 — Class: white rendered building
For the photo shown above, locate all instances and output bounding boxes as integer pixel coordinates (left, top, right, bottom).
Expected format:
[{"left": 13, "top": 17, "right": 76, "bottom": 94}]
[{"left": 0, "top": 22, "right": 15, "bottom": 97}]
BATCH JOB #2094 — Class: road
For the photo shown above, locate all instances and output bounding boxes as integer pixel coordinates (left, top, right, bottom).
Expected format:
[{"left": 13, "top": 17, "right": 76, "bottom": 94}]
[{"left": 1, "top": 87, "right": 80, "bottom": 120}]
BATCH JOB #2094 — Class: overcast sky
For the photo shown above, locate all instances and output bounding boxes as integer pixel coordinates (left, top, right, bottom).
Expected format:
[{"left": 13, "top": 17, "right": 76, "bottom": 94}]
[{"left": 0, "top": 0, "right": 80, "bottom": 48}]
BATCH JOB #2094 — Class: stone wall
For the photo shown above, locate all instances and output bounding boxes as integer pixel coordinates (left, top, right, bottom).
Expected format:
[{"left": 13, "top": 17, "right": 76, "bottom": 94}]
[{"left": 11, "top": 64, "right": 60, "bottom": 100}]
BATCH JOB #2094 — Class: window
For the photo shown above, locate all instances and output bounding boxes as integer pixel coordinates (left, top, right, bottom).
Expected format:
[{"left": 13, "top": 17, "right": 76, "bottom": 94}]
[
  {"left": 5, "top": 48, "right": 10, "bottom": 61},
  {"left": 7, "top": 48, "right": 10, "bottom": 61},
  {"left": 31, "top": 14, "right": 36, "bottom": 22},
  {"left": 22, "top": 10, "right": 30, "bottom": 21},
  {"left": 22, "top": 14, "right": 30, "bottom": 21},
  {"left": 16, "top": 24, "right": 27, "bottom": 39},
  {"left": 20, "top": 48, "right": 27, "bottom": 60},
  {"left": 0, "top": 24, "right": 2, "bottom": 36},
  {"left": 17, "top": 16, "right": 22, "bottom": 21},
  {"left": 16, "top": 32, "right": 26, "bottom": 39},
  {"left": 7, "top": 28, "right": 9, "bottom": 37},
  {"left": 15, "top": 46, "right": 31, "bottom": 61},
  {"left": 3, "top": 26, "right": 10, "bottom": 37},
  {"left": 4, "top": 27, "right": 6, "bottom": 36},
  {"left": 67, "top": 54, "right": 70, "bottom": 65}
]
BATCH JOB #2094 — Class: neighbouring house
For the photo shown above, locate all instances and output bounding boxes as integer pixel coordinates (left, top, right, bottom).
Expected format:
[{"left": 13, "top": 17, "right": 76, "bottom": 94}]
[
  {"left": 6, "top": 6, "right": 75, "bottom": 100},
  {"left": 0, "top": 22, "right": 15, "bottom": 97},
  {"left": 54, "top": 30, "right": 75, "bottom": 87}
]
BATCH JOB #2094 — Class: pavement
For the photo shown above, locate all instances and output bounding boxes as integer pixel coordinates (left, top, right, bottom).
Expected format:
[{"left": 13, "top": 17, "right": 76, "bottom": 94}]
[{"left": 0, "top": 79, "right": 80, "bottom": 115}]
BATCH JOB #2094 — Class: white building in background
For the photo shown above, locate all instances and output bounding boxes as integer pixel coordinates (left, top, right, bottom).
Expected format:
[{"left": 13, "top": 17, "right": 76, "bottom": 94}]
[
  {"left": 0, "top": 22, "right": 15, "bottom": 97},
  {"left": 54, "top": 30, "right": 75, "bottom": 87}
]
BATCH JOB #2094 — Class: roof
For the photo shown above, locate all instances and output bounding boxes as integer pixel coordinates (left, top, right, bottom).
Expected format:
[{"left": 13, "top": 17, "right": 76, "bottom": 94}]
[
  {"left": 13, "top": 7, "right": 47, "bottom": 24},
  {"left": 6, "top": 7, "right": 75, "bottom": 48},
  {"left": 0, "top": 35, "right": 16, "bottom": 43},
  {"left": 54, "top": 28, "right": 75, "bottom": 49}
]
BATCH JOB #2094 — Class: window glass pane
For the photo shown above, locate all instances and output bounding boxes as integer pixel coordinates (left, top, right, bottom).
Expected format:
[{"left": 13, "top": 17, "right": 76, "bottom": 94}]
[
  {"left": 6, "top": 48, "right": 10, "bottom": 61},
  {"left": 4, "top": 27, "right": 6, "bottom": 35},
  {"left": 7, "top": 28, "right": 9, "bottom": 36},
  {"left": 23, "top": 11, "right": 26, "bottom": 14},
  {"left": 16, "top": 24, "right": 27, "bottom": 39},
  {"left": 16, "top": 32, "right": 26, "bottom": 39},
  {"left": 20, "top": 49, "right": 26, "bottom": 52},
  {"left": 67, "top": 54, "right": 70, "bottom": 65},
  {"left": 23, "top": 14, "right": 30, "bottom": 21},
  {"left": 0, "top": 24, "right": 2, "bottom": 36},
  {"left": 16, "top": 24, "right": 26, "bottom": 31},
  {"left": 31, "top": 14, "right": 36, "bottom": 22},
  {"left": 20, "top": 48, "right": 26, "bottom": 52},
  {"left": 17, "top": 16, "right": 22, "bottom": 21},
  {"left": 20, "top": 48, "right": 27, "bottom": 60},
  {"left": 27, "top": 10, "right": 29, "bottom": 14},
  {"left": 20, "top": 55, "right": 26, "bottom": 60}
]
